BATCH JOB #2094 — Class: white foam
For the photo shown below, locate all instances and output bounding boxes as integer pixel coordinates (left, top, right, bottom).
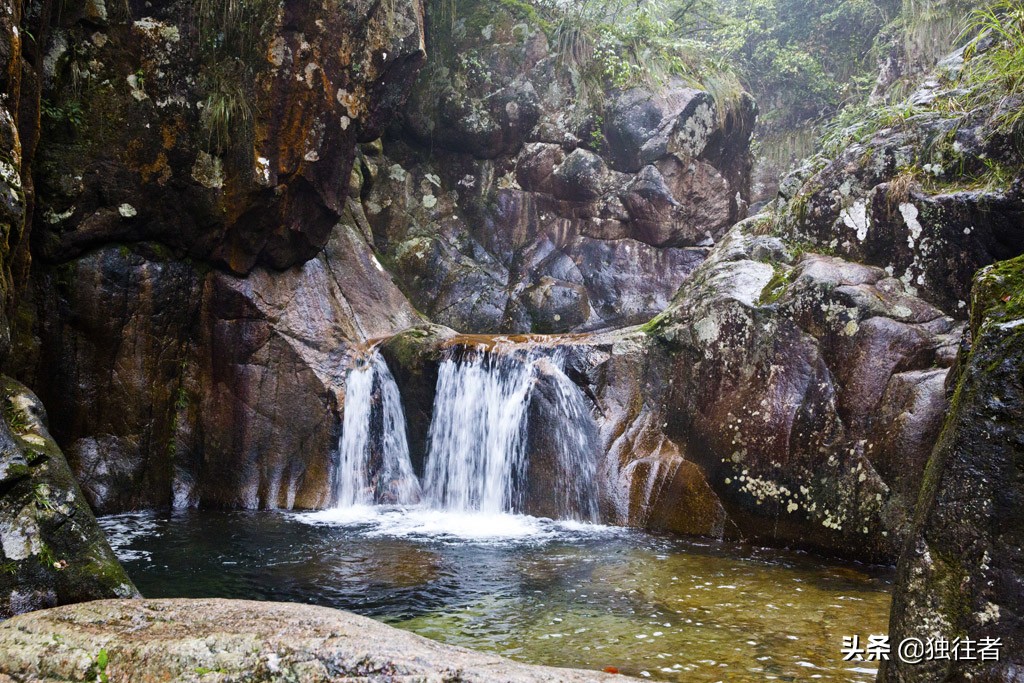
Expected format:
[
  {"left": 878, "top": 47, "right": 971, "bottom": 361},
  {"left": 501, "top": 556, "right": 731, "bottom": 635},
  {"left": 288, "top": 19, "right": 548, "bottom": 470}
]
[
  {"left": 293, "top": 506, "right": 617, "bottom": 544},
  {"left": 98, "top": 511, "right": 160, "bottom": 562}
]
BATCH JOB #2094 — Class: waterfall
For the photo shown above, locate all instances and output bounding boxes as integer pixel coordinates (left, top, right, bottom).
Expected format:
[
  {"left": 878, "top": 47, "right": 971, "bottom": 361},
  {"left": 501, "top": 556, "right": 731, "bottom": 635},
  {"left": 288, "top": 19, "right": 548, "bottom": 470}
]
[
  {"left": 423, "top": 344, "right": 600, "bottom": 521},
  {"left": 334, "top": 349, "right": 421, "bottom": 508},
  {"left": 423, "top": 349, "right": 534, "bottom": 514}
]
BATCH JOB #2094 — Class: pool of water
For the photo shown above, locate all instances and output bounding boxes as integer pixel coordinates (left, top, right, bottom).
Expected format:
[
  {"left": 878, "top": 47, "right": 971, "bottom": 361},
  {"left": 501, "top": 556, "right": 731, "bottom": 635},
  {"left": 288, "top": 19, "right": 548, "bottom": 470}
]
[{"left": 99, "top": 507, "right": 892, "bottom": 682}]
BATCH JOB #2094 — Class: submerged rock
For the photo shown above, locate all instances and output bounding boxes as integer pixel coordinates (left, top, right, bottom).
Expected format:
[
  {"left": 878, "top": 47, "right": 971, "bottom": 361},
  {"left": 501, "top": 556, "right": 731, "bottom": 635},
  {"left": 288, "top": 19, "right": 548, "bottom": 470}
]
[
  {"left": 0, "top": 376, "right": 138, "bottom": 617},
  {"left": 0, "top": 598, "right": 636, "bottom": 682},
  {"left": 881, "top": 256, "right": 1024, "bottom": 682}
]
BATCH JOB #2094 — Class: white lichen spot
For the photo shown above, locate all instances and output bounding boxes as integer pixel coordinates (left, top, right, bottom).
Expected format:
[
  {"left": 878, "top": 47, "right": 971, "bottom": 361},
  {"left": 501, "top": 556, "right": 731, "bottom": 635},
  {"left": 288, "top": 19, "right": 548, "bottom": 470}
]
[
  {"left": 694, "top": 316, "right": 720, "bottom": 344},
  {"left": 425, "top": 173, "right": 441, "bottom": 188},
  {"left": 977, "top": 602, "right": 1000, "bottom": 625},
  {"left": 304, "top": 150, "right": 320, "bottom": 162},
  {"left": 899, "top": 202, "right": 922, "bottom": 248},
  {"left": 44, "top": 206, "right": 75, "bottom": 224},
  {"left": 118, "top": 203, "right": 137, "bottom": 218},
  {"left": 339, "top": 115, "right": 350, "bottom": 131},
  {"left": 191, "top": 151, "right": 224, "bottom": 190},
  {"left": 303, "top": 62, "right": 319, "bottom": 89},
  {"left": 892, "top": 305, "right": 912, "bottom": 318},
  {"left": 256, "top": 156, "right": 271, "bottom": 185},
  {"left": 842, "top": 320, "right": 859, "bottom": 337},
  {"left": 389, "top": 164, "right": 407, "bottom": 182},
  {"left": 268, "top": 36, "right": 287, "bottom": 67},
  {"left": 422, "top": 194, "right": 437, "bottom": 209},
  {"left": 841, "top": 200, "right": 870, "bottom": 241},
  {"left": 126, "top": 73, "right": 148, "bottom": 101}
]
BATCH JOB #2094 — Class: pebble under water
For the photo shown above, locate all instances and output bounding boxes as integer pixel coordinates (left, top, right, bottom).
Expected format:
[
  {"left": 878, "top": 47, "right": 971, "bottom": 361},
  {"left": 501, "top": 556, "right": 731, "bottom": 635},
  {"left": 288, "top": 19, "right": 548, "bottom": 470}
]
[{"left": 100, "top": 508, "right": 892, "bottom": 682}]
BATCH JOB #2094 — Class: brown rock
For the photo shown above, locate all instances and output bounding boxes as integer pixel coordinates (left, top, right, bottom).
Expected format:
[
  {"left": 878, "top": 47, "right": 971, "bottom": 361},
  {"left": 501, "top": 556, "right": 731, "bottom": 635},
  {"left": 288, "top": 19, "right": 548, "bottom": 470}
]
[{"left": 0, "top": 598, "right": 637, "bottom": 682}]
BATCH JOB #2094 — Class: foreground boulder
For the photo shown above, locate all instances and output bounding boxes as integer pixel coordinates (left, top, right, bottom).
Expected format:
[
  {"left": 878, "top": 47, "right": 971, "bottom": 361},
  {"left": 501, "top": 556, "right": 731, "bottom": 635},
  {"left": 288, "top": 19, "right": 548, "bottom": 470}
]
[
  {"left": 0, "top": 377, "right": 138, "bottom": 617},
  {"left": 0, "top": 598, "right": 635, "bottom": 682},
  {"left": 880, "top": 256, "right": 1024, "bottom": 682}
]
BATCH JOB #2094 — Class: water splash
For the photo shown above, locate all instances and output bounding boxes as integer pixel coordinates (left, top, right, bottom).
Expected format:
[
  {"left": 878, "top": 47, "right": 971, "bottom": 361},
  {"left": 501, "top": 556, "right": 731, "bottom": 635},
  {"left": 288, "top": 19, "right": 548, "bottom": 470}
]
[
  {"left": 335, "top": 349, "right": 421, "bottom": 507},
  {"left": 423, "top": 344, "right": 599, "bottom": 521}
]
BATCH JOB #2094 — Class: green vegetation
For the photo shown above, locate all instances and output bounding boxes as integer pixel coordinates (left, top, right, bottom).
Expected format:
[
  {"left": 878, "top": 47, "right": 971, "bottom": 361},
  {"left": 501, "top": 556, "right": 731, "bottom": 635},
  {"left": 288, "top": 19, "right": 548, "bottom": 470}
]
[
  {"left": 758, "top": 263, "right": 795, "bottom": 305},
  {"left": 818, "top": 1, "right": 1024, "bottom": 179},
  {"left": 973, "top": 253, "right": 1024, "bottom": 329},
  {"left": 961, "top": 0, "right": 1024, "bottom": 145},
  {"left": 2, "top": 398, "right": 29, "bottom": 435},
  {"left": 89, "top": 648, "right": 110, "bottom": 683},
  {"left": 193, "top": 0, "right": 278, "bottom": 154},
  {"left": 425, "top": 0, "right": 744, "bottom": 133},
  {"left": 40, "top": 98, "right": 84, "bottom": 132}
]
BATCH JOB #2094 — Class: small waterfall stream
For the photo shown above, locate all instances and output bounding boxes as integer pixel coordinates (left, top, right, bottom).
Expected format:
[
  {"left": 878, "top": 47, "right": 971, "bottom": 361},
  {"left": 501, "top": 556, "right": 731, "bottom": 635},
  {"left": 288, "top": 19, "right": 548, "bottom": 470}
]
[
  {"left": 335, "top": 342, "right": 599, "bottom": 522},
  {"left": 335, "top": 349, "right": 421, "bottom": 507},
  {"left": 423, "top": 349, "right": 535, "bottom": 514},
  {"left": 424, "top": 344, "right": 600, "bottom": 521}
]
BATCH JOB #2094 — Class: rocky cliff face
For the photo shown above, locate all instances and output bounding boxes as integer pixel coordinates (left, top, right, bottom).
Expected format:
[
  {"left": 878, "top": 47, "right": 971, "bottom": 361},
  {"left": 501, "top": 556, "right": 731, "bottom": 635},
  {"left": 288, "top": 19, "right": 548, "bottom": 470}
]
[
  {"left": 0, "top": 1, "right": 139, "bottom": 616},
  {"left": 35, "top": 0, "right": 425, "bottom": 273},
  {"left": 881, "top": 256, "right": 1024, "bottom": 682},
  {"left": 11, "top": 0, "right": 428, "bottom": 513},
  {"left": 0, "top": 0, "right": 1020, "bottom": 605},
  {"left": 357, "top": 0, "right": 755, "bottom": 333},
  {"left": 775, "top": 49, "right": 1024, "bottom": 317}
]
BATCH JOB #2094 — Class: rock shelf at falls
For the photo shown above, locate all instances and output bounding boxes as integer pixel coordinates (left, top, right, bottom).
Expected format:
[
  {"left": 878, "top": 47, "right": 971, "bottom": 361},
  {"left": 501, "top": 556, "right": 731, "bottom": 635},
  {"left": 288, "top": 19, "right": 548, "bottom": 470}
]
[
  {"left": 0, "top": 0, "right": 1022, "bottom": 680},
  {"left": 336, "top": 342, "right": 601, "bottom": 521}
]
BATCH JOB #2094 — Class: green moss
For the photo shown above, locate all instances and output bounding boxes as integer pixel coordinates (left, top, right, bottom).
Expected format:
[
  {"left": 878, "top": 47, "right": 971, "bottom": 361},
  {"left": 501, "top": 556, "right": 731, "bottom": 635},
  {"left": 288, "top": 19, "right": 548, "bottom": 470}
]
[
  {"left": 639, "top": 311, "right": 669, "bottom": 335},
  {"left": 88, "top": 648, "right": 110, "bottom": 683},
  {"left": 972, "top": 254, "right": 1024, "bottom": 334},
  {"left": 757, "top": 263, "right": 795, "bottom": 305}
]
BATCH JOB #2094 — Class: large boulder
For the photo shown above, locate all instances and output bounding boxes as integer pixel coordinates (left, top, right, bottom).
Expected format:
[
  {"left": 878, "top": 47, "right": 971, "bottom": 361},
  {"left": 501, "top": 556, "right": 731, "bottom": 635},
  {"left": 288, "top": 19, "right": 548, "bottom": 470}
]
[
  {"left": 880, "top": 255, "right": 1024, "bottom": 682},
  {"left": 650, "top": 220, "right": 963, "bottom": 561},
  {"left": 0, "top": 376, "right": 138, "bottom": 617},
  {"left": 0, "top": 598, "right": 636, "bottom": 682}
]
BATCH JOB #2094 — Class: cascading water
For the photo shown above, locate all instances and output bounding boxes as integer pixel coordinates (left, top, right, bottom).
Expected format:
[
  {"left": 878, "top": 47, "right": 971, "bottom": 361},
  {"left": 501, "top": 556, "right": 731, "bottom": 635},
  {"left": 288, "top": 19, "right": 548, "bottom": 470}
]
[
  {"left": 423, "top": 349, "right": 534, "bottom": 514},
  {"left": 423, "top": 344, "right": 600, "bottom": 521},
  {"left": 334, "top": 349, "right": 421, "bottom": 507}
]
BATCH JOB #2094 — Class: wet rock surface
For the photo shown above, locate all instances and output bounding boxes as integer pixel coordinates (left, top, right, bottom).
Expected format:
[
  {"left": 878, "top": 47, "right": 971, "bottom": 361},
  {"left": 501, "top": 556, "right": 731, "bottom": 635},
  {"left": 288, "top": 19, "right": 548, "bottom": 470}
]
[
  {"left": 0, "top": 377, "right": 138, "bottom": 617},
  {"left": 881, "top": 256, "right": 1024, "bottom": 682},
  {"left": 17, "top": 223, "right": 421, "bottom": 512},
  {"left": 643, "top": 220, "right": 964, "bottom": 561},
  {"left": 356, "top": 0, "right": 755, "bottom": 334},
  {"left": 0, "top": 598, "right": 636, "bottom": 682},
  {"left": 34, "top": 0, "right": 426, "bottom": 273}
]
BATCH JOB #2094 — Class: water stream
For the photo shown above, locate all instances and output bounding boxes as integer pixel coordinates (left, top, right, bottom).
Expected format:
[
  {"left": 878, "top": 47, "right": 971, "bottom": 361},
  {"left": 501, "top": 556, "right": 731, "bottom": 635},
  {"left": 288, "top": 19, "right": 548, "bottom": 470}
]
[
  {"left": 335, "top": 349, "right": 420, "bottom": 506},
  {"left": 101, "top": 510, "right": 891, "bottom": 682},
  {"left": 424, "top": 344, "right": 599, "bottom": 520},
  {"left": 339, "top": 343, "right": 599, "bottom": 521}
]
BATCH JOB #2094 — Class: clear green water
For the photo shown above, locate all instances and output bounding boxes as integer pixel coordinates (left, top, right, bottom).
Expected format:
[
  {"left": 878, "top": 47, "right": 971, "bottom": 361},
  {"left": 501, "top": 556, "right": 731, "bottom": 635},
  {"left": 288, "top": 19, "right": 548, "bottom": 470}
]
[{"left": 99, "top": 508, "right": 891, "bottom": 681}]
